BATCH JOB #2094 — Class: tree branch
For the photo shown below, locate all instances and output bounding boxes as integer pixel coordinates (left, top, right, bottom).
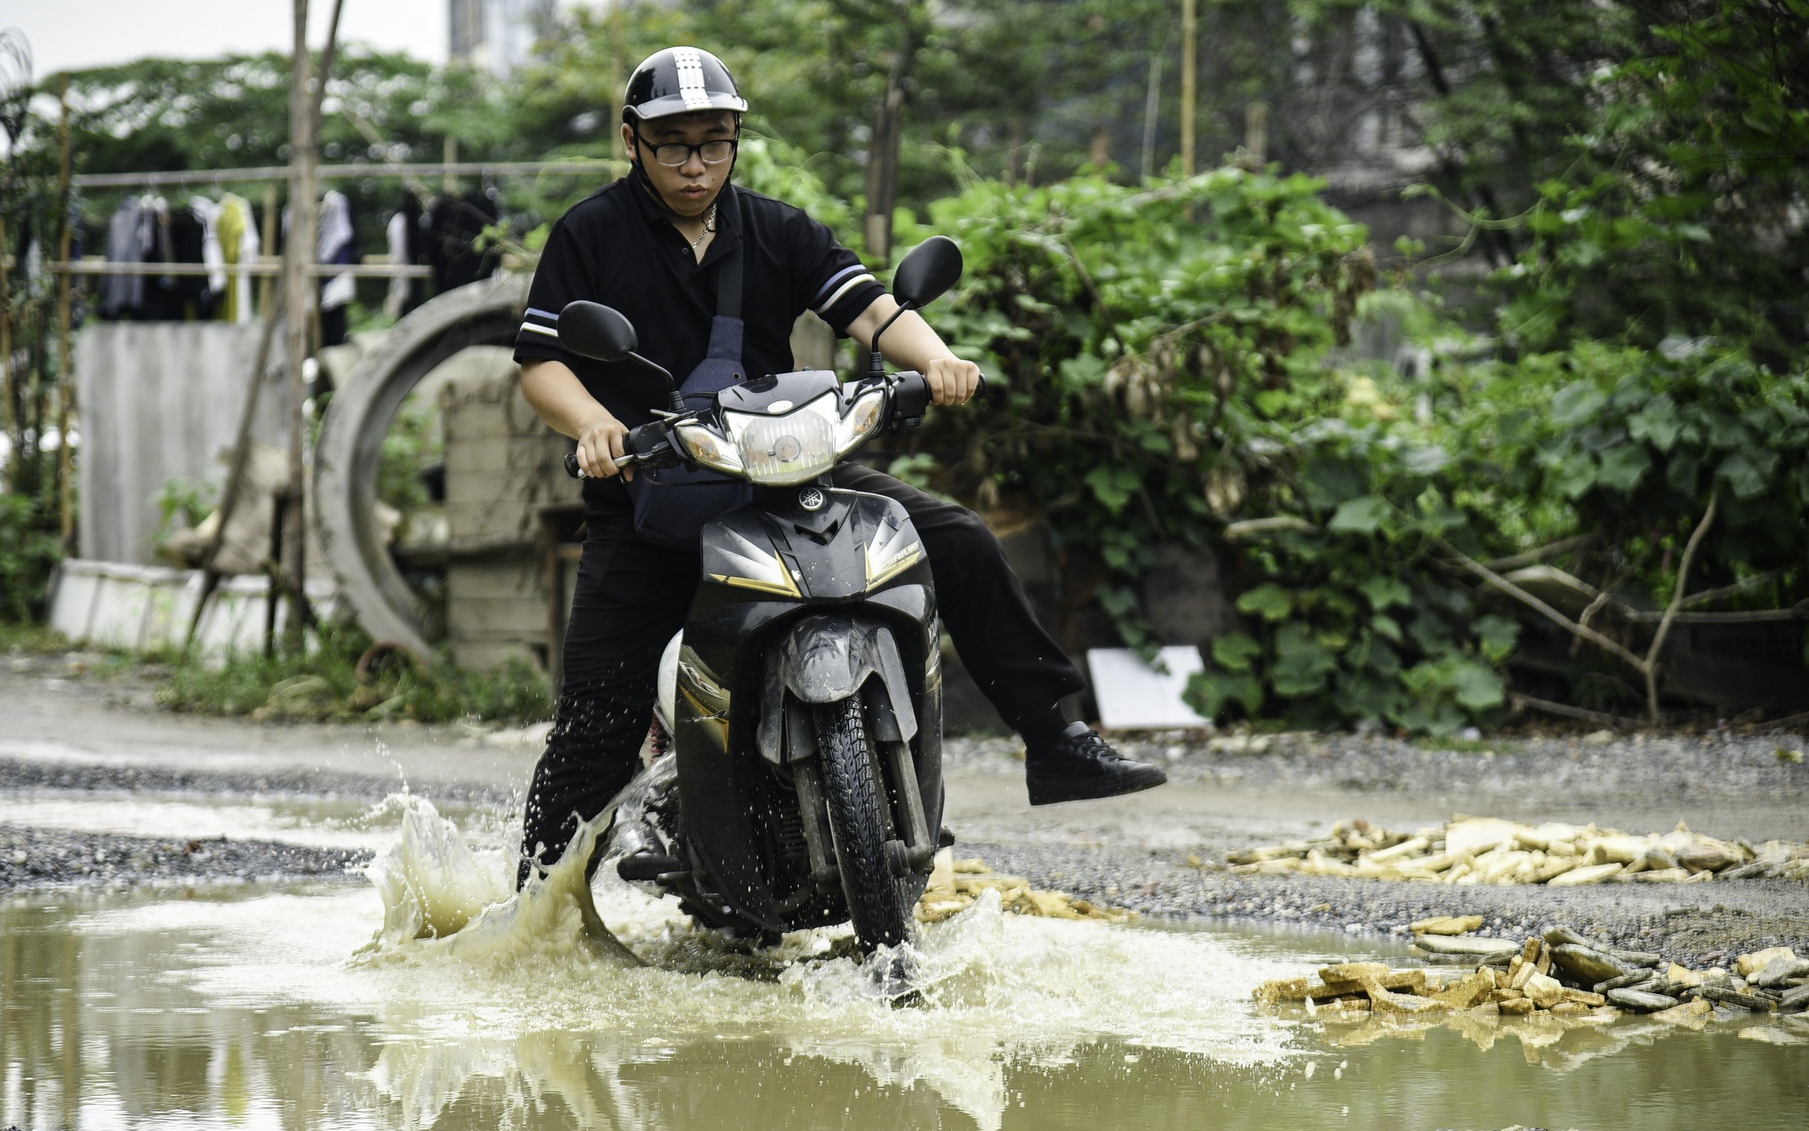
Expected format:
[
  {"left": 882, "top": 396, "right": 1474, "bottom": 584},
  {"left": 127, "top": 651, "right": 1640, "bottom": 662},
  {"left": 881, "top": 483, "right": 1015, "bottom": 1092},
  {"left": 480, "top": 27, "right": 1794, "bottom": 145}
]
[
  {"left": 1643, "top": 486, "right": 1719, "bottom": 724},
  {"left": 1434, "top": 536, "right": 1650, "bottom": 675}
]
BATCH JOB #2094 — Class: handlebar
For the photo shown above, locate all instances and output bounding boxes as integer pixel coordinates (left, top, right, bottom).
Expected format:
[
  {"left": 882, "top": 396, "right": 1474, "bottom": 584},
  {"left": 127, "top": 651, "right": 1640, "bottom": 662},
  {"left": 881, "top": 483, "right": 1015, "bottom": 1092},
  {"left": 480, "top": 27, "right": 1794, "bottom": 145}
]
[{"left": 560, "top": 370, "right": 987, "bottom": 480}]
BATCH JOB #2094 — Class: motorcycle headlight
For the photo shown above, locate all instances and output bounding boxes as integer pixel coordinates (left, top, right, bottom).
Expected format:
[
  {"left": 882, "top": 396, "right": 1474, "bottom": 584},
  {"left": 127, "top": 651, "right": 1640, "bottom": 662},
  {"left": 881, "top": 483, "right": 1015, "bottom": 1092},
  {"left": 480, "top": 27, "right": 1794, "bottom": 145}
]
[
  {"left": 835, "top": 383, "right": 888, "bottom": 454},
  {"left": 725, "top": 393, "right": 838, "bottom": 485},
  {"left": 676, "top": 421, "right": 743, "bottom": 475},
  {"left": 700, "top": 385, "right": 892, "bottom": 487}
]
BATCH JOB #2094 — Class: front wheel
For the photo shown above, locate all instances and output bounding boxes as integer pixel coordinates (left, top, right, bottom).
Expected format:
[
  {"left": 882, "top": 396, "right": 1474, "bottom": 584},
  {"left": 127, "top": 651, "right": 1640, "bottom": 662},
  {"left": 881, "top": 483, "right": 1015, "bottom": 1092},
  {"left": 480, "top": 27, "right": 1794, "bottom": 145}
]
[{"left": 814, "top": 695, "right": 912, "bottom": 950}]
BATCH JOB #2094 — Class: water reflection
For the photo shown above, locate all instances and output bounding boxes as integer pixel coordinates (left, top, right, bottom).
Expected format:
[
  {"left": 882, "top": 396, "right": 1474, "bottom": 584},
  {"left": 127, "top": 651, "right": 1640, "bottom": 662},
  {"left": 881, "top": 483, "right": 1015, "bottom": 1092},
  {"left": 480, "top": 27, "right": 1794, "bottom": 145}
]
[{"left": 2, "top": 803, "right": 1806, "bottom": 1130}]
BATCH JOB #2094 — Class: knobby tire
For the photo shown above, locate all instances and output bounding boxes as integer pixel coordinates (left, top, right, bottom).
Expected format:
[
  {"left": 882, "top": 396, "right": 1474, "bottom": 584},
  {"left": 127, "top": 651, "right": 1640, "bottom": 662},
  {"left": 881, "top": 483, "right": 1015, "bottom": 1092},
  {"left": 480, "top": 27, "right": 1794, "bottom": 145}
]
[{"left": 813, "top": 695, "right": 911, "bottom": 950}]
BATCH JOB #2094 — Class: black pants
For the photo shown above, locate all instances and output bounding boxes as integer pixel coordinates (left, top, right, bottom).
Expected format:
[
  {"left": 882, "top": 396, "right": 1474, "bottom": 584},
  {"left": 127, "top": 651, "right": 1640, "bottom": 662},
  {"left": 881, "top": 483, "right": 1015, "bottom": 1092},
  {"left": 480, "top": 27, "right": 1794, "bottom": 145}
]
[{"left": 517, "top": 464, "right": 1086, "bottom": 883}]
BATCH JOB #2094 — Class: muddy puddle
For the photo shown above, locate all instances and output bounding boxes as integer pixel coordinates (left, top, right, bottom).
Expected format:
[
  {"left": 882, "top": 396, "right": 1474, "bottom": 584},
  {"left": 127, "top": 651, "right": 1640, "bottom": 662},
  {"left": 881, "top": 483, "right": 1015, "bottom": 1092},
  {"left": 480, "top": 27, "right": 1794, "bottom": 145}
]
[{"left": 2, "top": 796, "right": 1805, "bottom": 1130}]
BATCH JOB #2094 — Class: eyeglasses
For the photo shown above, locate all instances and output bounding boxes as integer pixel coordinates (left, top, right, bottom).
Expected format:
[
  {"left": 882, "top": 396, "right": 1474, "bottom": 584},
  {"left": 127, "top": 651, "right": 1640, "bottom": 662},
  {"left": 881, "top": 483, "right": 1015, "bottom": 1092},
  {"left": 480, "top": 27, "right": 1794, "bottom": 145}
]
[{"left": 634, "top": 131, "right": 738, "bottom": 167}]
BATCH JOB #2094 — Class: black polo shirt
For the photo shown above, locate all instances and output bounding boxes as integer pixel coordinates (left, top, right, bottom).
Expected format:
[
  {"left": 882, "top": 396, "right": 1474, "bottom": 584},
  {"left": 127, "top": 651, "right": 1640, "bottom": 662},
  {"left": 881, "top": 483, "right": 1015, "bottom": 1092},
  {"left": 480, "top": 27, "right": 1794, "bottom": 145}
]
[{"left": 513, "top": 179, "right": 885, "bottom": 430}]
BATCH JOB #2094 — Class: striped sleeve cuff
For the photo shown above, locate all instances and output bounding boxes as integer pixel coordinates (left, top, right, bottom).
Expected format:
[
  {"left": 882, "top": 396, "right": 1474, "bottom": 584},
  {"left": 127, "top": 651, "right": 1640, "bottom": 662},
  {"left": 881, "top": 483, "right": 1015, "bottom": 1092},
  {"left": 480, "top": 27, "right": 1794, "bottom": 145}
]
[
  {"left": 519, "top": 305, "right": 562, "bottom": 340},
  {"left": 812, "top": 264, "right": 878, "bottom": 317}
]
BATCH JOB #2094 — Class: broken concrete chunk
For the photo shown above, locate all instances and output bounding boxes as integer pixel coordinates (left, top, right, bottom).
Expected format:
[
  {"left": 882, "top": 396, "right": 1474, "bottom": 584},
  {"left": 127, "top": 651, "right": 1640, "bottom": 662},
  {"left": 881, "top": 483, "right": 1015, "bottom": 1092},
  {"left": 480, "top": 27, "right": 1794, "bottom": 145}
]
[
  {"left": 1736, "top": 947, "right": 1799, "bottom": 979},
  {"left": 1413, "top": 934, "right": 1520, "bottom": 959},
  {"left": 1547, "top": 862, "right": 1624, "bottom": 886},
  {"left": 1590, "top": 835, "right": 1653, "bottom": 865},
  {"left": 1550, "top": 944, "right": 1632, "bottom": 987},
  {"left": 1594, "top": 969, "right": 1658, "bottom": 995},
  {"left": 1696, "top": 985, "right": 1778, "bottom": 1012},
  {"left": 1654, "top": 999, "right": 1714, "bottom": 1025},
  {"left": 1444, "top": 819, "right": 1521, "bottom": 857},
  {"left": 1777, "top": 984, "right": 1809, "bottom": 1012},
  {"left": 1363, "top": 986, "right": 1456, "bottom": 1016},
  {"left": 1410, "top": 914, "right": 1485, "bottom": 936},
  {"left": 1320, "top": 962, "right": 1392, "bottom": 985},
  {"left": 1497, "top": 997, "right": 1536, "bottom": 1016},
  {"left": 1676, "top": 844, "right": 1743, "bottom": 873},
  {"left": 1607, "top": 987, "right": 1683, "bottom": 1013},
  {"left": 1432, "top": 971, "right": 1496, "bottom": 1009},
  {"left": 1254, "top": 977, "right": 1311, "bottom": 1004},
  {"left": 1524, "top": 972, "right": 1569, "bottom": 1009}
]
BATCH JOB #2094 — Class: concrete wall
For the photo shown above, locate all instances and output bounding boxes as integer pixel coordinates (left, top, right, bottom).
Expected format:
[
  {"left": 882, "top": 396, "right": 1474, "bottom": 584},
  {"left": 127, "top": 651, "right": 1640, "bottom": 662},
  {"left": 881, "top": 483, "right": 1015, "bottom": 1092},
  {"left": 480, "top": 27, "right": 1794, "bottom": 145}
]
[
  {"left": 75, "top": 322, "right": 290, "bottom": 566},
  {"left": 438, "top": 348, "right": 573, "bottom": 671}
]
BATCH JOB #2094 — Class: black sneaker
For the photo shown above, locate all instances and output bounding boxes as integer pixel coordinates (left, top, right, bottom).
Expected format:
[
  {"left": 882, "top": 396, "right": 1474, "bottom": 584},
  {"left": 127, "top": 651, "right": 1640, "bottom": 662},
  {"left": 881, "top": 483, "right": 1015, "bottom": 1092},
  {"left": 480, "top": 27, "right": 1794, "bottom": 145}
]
[{"left": 1025, "top": 722, "right": 1168, "bottom": 806}]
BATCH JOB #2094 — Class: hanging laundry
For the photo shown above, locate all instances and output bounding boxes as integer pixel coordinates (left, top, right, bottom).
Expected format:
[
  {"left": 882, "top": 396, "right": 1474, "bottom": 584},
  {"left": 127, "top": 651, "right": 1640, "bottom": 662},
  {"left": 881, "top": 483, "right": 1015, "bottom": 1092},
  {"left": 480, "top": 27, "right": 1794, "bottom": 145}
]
[
  {"left": 425, "top": 188, "right": 499, "bottom": 295},
  {"left": 317, "top": 190, "right": 357, "bottom": 348},
  {"left": 164, "top": 202, "right": 214, "bottom": 320},
  {"left": 139, "top": 196, "right": 184, "bottom": 321},
  {"left": 383, "top": 190, "right": 426, "bottom": 320},
  {"left": 216, "top": 193, "right": 261, "bottom": 323},
  {"left": 191, "top": 196, "right": 227, "bottom": 311},
  {"left": 99, "top": 197, "right": 147, "bottom": 319}
]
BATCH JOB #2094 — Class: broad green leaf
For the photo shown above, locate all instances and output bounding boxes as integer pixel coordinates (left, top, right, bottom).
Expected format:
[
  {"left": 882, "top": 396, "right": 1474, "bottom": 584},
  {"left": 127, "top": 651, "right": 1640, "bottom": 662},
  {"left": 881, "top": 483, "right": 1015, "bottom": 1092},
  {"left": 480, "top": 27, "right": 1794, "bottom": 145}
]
[
  {"left": 1408, "top": 610, "right": 1455, "bottom": 653},
  {"left": 1210, "top": 632, "right": 1263, "bottom": 673},
  {"left": 1628, "top": 396, "right": 1682, "bottom": 451},
  {"left": 1551, "top": 381, "right": 1609, "bottom": 427},
  {"left": 1595, "top": 444, "right": 1653, "bottom": 493},
  {"left": 1449, "top": 661, "right": 1507, "bottom": 712},
  {"left": 1404, "top": 445, "right": 1451, "bottom": 475},
  {"left": 1554, "top": 453, "right": 1599, "bottom": 499},
  {"left": 1360, "top": 635, "right": 1402, "bottom": 676},
  {"left": 1370, "top": 615, "right": 1404, "bottom": 645},
  {"left": 1360, "top": 575, "right": 1413, "bottom": 611},
  {"left": 1271, "top": 622, "right": 1337, "bottom": 697},
  {"left": 1184, "top": 668, "right": 1263, "bottom": 719},
  {"left": 1339, "top": 671, "right": 1405, "bottom": 720},
  {"left": 1084, "top": 466, "right": 1138, "bottom": 514},
  {"left": 1328, "top": 495, "right": 1390, "bottom": 535},
  {"left": 1473, "top": 615, "right": 1522, "bottom": 664},
  {"left": 1717, "top": 449, "right": 1778, "bottom": 500},
  {"left": 1236, "top": 584, "right": 1295, "bottom": 622}
]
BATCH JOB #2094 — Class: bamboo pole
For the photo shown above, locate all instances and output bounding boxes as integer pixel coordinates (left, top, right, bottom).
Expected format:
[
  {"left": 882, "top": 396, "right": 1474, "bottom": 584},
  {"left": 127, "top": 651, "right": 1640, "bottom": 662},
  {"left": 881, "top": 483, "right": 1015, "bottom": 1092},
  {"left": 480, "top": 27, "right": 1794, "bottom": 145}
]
[
  {"left": 281, "top": 0, "right": 347, "bottom": 652},
  {"left": 282, "top": 0, "right": 315, "bottom": 652},
  {"left": 1181, "top": 0, "right": 1197, "bottom": 179},
  {"left": 55, "top": 75, "right": 76, "bottom": 547},
  {"left": 0, "top": 213, "right": 12, "bottom": 493}
]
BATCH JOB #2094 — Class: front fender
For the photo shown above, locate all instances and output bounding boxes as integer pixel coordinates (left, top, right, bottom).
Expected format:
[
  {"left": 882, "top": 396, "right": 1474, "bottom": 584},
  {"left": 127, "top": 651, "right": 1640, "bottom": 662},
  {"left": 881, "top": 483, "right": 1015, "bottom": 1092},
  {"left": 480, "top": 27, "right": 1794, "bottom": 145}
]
[{"left": 758, "top": 613, "right": 917, "bottom": 762}]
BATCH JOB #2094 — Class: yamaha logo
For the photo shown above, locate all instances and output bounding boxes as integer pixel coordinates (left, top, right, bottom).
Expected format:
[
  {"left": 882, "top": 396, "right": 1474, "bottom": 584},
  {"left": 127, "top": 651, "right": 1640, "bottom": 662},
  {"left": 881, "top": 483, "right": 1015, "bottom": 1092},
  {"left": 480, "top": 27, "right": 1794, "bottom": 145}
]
[{"left": 798, "top": 488, "right": 826, "bottom": 511}]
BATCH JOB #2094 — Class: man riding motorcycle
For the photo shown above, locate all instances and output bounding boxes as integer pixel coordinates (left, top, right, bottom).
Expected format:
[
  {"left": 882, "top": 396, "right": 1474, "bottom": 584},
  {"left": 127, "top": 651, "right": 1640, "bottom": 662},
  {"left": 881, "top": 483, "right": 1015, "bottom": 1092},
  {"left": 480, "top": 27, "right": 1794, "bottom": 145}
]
[{"left": 512, "top": 46, "right": 1166, "bottom": 888}]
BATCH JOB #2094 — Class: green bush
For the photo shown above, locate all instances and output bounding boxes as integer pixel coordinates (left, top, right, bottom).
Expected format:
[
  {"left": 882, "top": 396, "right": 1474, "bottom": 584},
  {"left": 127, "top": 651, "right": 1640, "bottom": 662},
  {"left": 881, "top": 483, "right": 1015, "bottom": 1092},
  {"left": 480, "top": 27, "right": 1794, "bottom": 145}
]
[
  {"left": 157, "top": 621, "right": 552, "bottom": 725},
  {"left": 0, "top": 494, "right": 63, "bottom": 623}
]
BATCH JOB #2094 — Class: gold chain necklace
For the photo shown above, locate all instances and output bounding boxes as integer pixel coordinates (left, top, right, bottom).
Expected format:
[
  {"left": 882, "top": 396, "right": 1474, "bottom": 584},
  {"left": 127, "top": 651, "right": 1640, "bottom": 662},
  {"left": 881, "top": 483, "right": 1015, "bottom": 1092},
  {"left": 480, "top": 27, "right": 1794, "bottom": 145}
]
[{"left": 688, "top": 202, "right": 718, "bottom": 252}]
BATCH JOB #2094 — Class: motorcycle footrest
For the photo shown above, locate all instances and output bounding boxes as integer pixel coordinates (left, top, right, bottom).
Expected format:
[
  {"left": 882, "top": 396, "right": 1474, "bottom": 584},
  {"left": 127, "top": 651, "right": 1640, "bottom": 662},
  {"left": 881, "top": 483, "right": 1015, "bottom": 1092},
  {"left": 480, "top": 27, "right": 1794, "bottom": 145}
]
[{"left": 617, "top": 852, "right": 684, "bottom": 883}]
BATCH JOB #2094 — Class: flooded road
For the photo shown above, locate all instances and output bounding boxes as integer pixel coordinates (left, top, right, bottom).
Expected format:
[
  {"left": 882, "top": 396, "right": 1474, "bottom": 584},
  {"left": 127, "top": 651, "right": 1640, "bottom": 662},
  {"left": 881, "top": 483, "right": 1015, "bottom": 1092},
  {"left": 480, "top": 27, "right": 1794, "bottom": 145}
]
[{"left": 3, "top": 797, "right": 1805, "bottom": 1131}]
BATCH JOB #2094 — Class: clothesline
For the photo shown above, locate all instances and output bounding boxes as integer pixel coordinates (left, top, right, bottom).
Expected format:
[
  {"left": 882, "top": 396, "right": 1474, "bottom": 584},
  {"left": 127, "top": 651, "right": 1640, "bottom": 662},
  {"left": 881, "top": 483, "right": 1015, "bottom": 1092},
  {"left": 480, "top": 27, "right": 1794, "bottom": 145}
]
[
  {"left": 47, "top": 260, "right": 435, "bottom": 278},
  {"left": 72, "top": 160, "right": 615, "bottom": 190}
]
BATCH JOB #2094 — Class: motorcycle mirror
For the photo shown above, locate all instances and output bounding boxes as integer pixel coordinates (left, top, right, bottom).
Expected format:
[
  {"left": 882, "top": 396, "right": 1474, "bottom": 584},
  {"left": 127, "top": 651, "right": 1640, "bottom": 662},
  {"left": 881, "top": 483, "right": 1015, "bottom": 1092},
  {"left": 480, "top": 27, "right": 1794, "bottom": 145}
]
[
  {"left": 890, "top": 236, "right": 963, "bottom": 310},
  {"left": 558, "top": 301, "right": 639, "bottom": 363}
]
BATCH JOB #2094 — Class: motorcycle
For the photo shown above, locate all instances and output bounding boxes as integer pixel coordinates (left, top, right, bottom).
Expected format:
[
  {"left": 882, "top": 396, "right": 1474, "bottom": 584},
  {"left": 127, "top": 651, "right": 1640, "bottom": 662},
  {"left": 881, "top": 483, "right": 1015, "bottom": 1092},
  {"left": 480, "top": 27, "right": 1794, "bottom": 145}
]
[{"left": 555, "top": 237, "right": 969, "bottom": 956}]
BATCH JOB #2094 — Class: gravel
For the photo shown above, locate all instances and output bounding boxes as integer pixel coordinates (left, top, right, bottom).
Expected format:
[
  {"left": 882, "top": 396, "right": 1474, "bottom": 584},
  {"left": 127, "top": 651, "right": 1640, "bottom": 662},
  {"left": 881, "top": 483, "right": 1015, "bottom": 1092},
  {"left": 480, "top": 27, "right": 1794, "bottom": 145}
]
[{"left": 0, "top": 822, "right": 369, "bottom": 892}]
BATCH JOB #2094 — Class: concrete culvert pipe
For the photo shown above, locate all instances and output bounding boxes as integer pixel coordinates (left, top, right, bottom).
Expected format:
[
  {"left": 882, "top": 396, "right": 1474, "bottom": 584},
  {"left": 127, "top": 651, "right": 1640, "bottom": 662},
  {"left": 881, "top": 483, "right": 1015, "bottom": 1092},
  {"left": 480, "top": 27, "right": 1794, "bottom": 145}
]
[{"left": 314, "top": 274, "right": 531, "bottom": 659}]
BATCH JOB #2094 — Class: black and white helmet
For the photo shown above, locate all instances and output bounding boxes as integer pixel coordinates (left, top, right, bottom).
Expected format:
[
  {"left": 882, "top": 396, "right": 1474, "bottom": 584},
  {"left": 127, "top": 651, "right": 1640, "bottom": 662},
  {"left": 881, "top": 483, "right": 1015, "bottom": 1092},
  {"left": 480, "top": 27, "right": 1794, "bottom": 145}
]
[{"left": 621, "top": 47, "right": 748, "bottom": 123}]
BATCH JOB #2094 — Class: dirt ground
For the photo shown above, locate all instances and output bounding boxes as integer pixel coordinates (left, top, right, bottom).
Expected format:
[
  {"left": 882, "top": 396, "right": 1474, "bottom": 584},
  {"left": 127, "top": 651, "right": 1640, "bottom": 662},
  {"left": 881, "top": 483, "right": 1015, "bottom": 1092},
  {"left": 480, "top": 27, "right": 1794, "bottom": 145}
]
[{"left": 3, "top": 649, "right": 1805, "bottom": 966}]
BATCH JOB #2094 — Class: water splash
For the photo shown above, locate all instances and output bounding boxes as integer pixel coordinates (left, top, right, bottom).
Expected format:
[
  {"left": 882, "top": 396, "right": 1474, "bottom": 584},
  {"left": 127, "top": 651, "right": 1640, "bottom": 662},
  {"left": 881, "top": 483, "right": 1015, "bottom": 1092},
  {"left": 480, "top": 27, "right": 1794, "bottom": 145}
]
[
  {"left": 358, "top": 794, "right": 638, "bottom": 965},
  {"left": 348, "top": 800, "right": 1294, "bottom": 1128}
]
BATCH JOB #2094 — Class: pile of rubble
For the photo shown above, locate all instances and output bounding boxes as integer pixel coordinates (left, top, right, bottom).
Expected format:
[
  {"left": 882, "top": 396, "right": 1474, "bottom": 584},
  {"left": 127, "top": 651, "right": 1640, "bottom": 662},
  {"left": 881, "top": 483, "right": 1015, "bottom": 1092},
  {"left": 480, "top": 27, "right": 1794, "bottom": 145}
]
[
  {"left": 1227, "top": 816, "right": 1809, "bottom": 885},
  {"left": 915, "top": 855, "right": 1133, "bottom": 925},
  {"left": 1256, "top": 925, "right": 1809, "bottom": 1023}
]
